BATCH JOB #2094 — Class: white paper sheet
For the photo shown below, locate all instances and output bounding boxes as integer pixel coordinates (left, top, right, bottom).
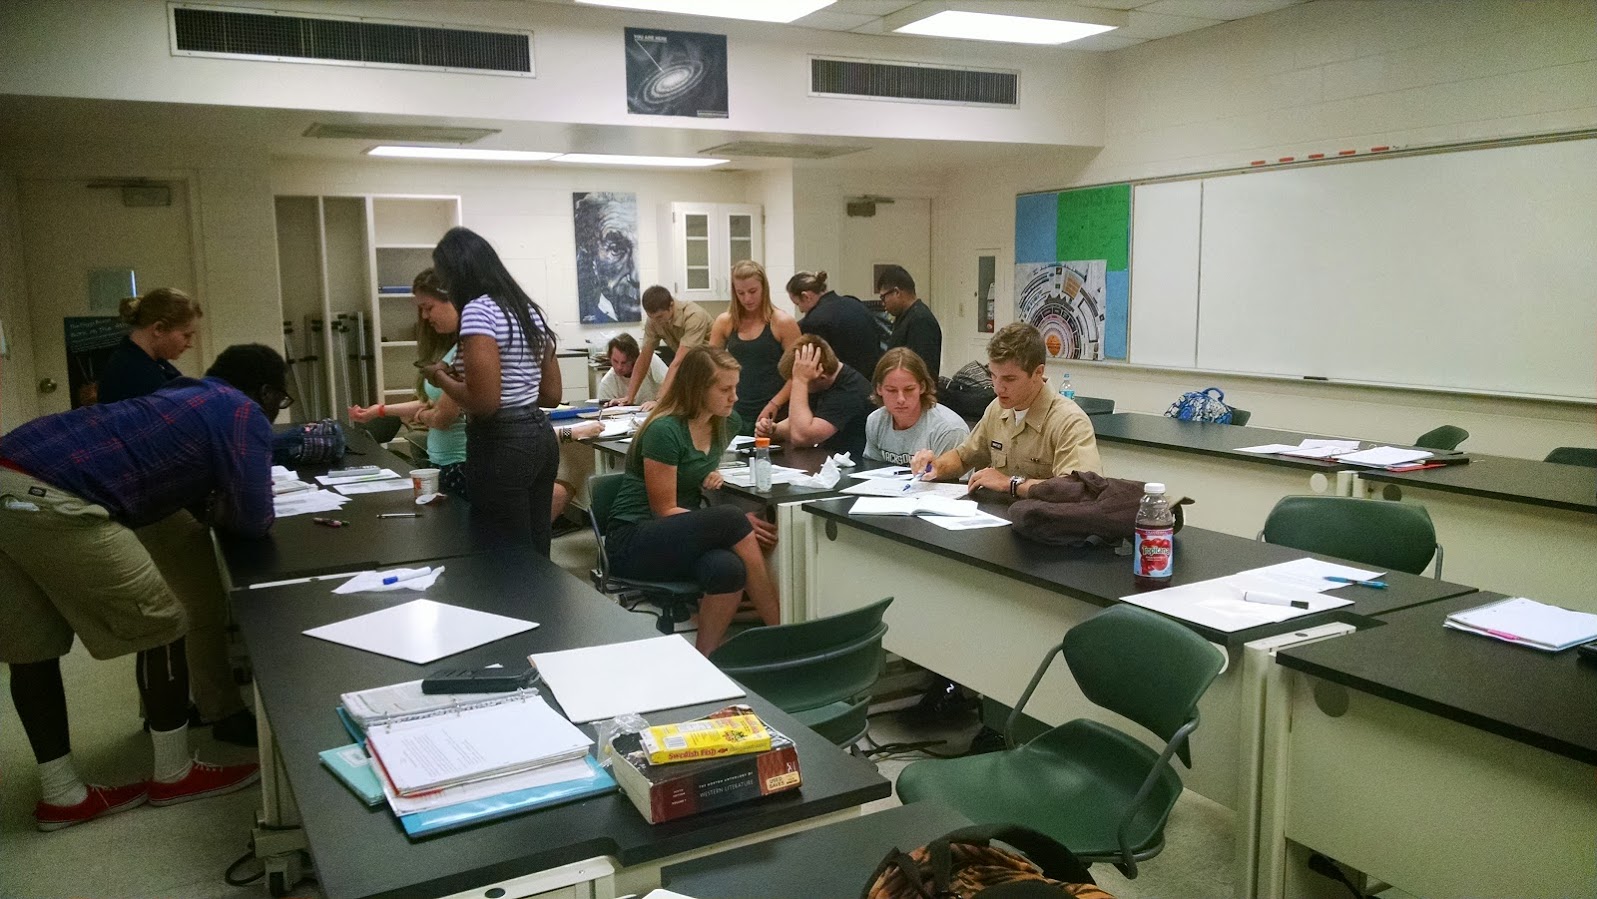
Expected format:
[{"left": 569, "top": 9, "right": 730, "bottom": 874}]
[
  {"left": 364, "top": 694, "right": 591, "bottom": 796},
  {"left": 1241, "top": 558, "right": 1383, "bottom": 593},
  {"left": 1279, "top": 445, "right": 1344, "bottom": 459},
  {"left": 331, "top": 566, "right": 445, "bottom": 594},
  {"left": 334, "top": 479, "right": 416, "bottom": 496},
  {"left": 273, "top": 489, "right": 350, "bottom": 517},
  {"left": 720, "top": 465, "right": 807, "bottom": 488},
  {"left": 271, "top": 465, "right": 298, "bottom": 482},
  {"left": 1335, "top": 446, "right": 1433, "bottom": 467},
  {"left": 315, "top": 469, "right": 404, "bottom": 486},
  {"left": 841, "top": 478, "right": 970, "bottom": 499},
  {"left": 1119, "top": 575, "right": 1354, "bottom": 632},
  {"left": 921, "top": 512, "right": 1012, "bottom": 531},
  {"left": 1234, "top": 444, "right": 1301, "bottom": 454},
  {"left": 303, "top": 599, "right": 538, "bottom": 664},
  {"left": 850, "top": 496, "right": 978, "bottom": 517},
  {"left": 848, "top": 467, "right": 913, "bottom": 480},
  {"left": 529, "top": 635, "right": 746, "bottom": 724}
]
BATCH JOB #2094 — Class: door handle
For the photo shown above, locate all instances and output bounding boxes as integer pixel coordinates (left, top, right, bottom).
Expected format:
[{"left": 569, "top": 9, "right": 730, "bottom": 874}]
[{"left": 37, "top": 378, "right": 58, "bottom": 394}]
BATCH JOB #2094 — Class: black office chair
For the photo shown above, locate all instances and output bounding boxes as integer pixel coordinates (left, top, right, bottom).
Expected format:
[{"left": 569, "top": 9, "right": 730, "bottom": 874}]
[
  {"left": 1074, "top": 396, "right": 1116, "bottom": 415},
  {"left": 1414, "top": 425, "right": 1468, "bottom": 451},
  {"left": 361, "top": 416, "right": 404, "bottom": 445},
  {"left": 1545, "top": 447, "right": 1597, "bottom": 468},
  {"left": 1227, "top": 408, "right": 1252, "bottom": 426},
  {"left": 586, "top": 473, "right": 701, "bottom": 634}
]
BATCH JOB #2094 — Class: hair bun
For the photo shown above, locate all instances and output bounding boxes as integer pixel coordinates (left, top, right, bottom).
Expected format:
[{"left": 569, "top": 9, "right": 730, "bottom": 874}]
[{"left": 816, "top": 271, "right": 827, "bottom": 281}]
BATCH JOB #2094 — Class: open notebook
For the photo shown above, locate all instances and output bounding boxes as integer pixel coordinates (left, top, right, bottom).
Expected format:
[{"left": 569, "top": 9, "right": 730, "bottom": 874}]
[{"left": 1444, "top": 597, "right": 1597, "bottom": 652}]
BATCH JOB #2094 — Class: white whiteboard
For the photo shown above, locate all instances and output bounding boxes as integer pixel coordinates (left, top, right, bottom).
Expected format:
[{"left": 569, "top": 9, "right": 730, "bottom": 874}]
[
  {"left": 1128, "top": 138, "right": 1597, "bottom": 400},
  {"left": 1128, "top": 180, "right": 1200, "bottom": 368}
]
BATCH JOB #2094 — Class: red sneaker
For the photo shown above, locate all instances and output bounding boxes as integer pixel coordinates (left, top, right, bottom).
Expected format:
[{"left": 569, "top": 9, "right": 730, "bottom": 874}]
[
  {"left": 147, "top": 759, "right": 261, "bottom": 807},
  {"left": 35, "top": 782, "right": 149, "bottom": 832}
]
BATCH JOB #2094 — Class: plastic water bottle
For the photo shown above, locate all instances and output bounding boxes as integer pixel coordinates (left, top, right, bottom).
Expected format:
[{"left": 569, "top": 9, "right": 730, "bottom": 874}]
[
  {"left": 752, "top": 436, "right": 773, "bottom": 493},
  {"left": 1133, "top": 482, "right": 1175, "bottom": 589},
  {"left": 1059, "top": 372, "right": 1075, "bottom": 400}
]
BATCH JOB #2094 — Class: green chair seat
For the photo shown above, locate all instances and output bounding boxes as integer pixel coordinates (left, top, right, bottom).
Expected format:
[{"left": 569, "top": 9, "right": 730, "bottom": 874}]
[
  {"left": 586, "top": 472, "right": 702, "bottom": 634},
  {"left": 898, "top": 719, "right": 1179, "bottom": 859},
  {"left": 792, "top": 696, "right": 871, "bottom": 747}
]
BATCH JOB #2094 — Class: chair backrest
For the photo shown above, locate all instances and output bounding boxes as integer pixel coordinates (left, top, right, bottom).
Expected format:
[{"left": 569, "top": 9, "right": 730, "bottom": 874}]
[
  {"left": 1227, "top": 408, "right": 1251, "bottom": 426},
  {"left": 1546, "top": 447, "right": 1597, "bottom": 468},
  {"left": 1414, "top": 425, "right": 1469, "bottom": 450},
  {"left": 586, "top": 472, "right": 629, "bottom": 579},
  {"left": 709, "top": 597, "right": 893, "bottom": 714},
  {"left": 1261, "top": 495, "right": 1437, "bottom": 575},
  {"left": 362, "top": 416, "right": 404, "bottom": 445},
  {"left": 1075, "top": 396, "right": 1116, "bottom": 416},
  {"left": 1062, "top": 605, "right": 1223, "bottom": 766}
]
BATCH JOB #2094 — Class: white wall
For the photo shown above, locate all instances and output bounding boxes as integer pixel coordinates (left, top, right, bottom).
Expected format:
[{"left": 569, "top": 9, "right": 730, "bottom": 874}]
[
  {"left": 0, "top": 173, "right": 40, "bottom": 432},
  {"left": 932, "top": 0, "right": 1597, "bottom": 459},
  {"left": 0, "top": 0, "right": 1106, "bottom": 149}
]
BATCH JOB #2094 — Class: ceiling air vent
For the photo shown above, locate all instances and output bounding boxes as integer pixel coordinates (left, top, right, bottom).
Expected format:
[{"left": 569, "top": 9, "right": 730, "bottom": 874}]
[
  {"left": 302, "top": 124, "right": 501, "bottom": 143},
  {"left": 811, "top": 57, "right": 1017, "bottom": 107},
  {"left": 171, "top": 4, "right": 533, "bottom": 76}
]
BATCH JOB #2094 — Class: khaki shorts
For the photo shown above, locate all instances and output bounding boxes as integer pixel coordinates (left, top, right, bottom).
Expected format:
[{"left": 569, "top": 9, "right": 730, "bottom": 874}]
[{"left": 0, "top": 468, "right": 186, "bottom": 663}]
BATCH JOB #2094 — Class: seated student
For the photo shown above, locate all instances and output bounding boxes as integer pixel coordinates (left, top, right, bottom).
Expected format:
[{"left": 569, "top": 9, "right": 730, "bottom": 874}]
[
  {"left": 865, "top": 348, "right": 970, "bottom": 466},
  {"left": 756, "top": 335, "right": 875, "bottom": 462},
  {"left": 549, "top": 333, "right": 666, "bottom": 528},
  {"left": 911, "top": 322, "right": 1102, "bottom": 497},
  {"left": 0, "top": 344, "right": 288, "bottom": 831},
  {"left": 351, "top": 269, "right": 468, "bottom": 498},
  {"left": 605, "top": 347, "right": 779, "bottom": 654}
]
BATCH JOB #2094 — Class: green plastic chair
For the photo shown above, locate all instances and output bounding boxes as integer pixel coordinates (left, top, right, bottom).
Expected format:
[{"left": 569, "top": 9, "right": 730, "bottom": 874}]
[
  {"left": 1546, "top": 447, "right": 1597, "bottom": 468},
  {"left": 586, "top": 473, "right": 702, "bottom": 635},
  {"left": 896, "top": 605, "right": 1224, "bottom": 879},
  {"left": 1227, "top": 408, "right": 1251, "bottom": 426},
  {"left": 1414, "top": 425, "right": 1469, "bottom": 451},
  {"left": 1260, "top": 495, "right": 1441, "bottom": 577},
  {"left": 709, "top": 598, "right": 892, "bottom": 749},
  {"left": 1074, "top": 396, "right": 1115, "bottom": 415}
]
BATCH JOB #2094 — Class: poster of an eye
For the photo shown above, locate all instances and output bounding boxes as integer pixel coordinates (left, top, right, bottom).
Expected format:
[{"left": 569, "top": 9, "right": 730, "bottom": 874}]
[
  {"left": 573, "top": 192, "right": 642, "bottom": 324},
  {"left": 625, "top": 27, "right": 729, "bottom": 119}
]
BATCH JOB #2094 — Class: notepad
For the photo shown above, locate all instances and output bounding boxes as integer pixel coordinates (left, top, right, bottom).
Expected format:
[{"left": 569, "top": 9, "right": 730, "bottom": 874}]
[
  {"left": 364, "top": 693, "right": 592, "bottom": 796},
  {"left": 1443, "top": 597, "right": 1597, "bottom": 651},
  {"left": 850, "top": 496, "right": 978, "bottom": 518},
  {"left": 303, "top": 599, "right": 537, "bottom": 664}
]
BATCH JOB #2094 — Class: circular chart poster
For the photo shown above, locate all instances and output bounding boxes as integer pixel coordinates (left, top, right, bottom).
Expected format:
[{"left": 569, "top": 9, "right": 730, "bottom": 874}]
[{"left": 1015, "top": 261, "right": 1106, "bottom": 360}]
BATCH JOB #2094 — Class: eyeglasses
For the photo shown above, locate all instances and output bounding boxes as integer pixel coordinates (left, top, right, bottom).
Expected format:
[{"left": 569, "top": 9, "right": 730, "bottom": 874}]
[
  {"left": 876, "top": 287, "right": 900, "bottom": 303},
  {"left": 264, "top": 387, "right": 295, "bottom": 411}
]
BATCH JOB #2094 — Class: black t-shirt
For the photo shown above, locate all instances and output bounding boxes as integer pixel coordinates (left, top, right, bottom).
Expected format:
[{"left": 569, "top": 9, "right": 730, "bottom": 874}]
[
  {"left": 99, "top": 337, "right": 183, "bottom": 404},
  {"left": 806, "top": 364, "right": 874, "bottom": 461},
  {"left": 888, "top": 299, "right": 943, "bottom": 379},
  {"left": 799, "top": 292, "right": 882, "bottom": 379}
]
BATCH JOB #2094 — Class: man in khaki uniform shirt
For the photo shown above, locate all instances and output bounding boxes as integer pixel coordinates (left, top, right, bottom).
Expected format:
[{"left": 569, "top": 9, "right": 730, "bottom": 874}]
[
  {"left": 618, "top": 284, "right": 713, "bottom": 406},
  {"left": 912, "top": 322, "right": 1101, "bottom": 498}
]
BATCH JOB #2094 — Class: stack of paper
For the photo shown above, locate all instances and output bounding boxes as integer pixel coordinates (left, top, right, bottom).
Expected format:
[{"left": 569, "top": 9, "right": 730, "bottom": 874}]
[
  {"left": 365, "top": 694, "right": 592, "bottom": 796},
  {"left": 315, "top": 468, "right": 405, "bottom": 487},
  {"left": 1335, "top": 446, "right": 1433, "bottom": 467},
  {"left": 1119, "top": 559, "right": 1381, "bottom": 632},
  {"left": 720, "top": 464, "right": 808, "bottom": 488},
  {"left": 1236, "top": 438, "right": 1362, "bottom": 458},
  {"left": 273, "top": 488, "right": 350, "bottom": 518},
  {"left": 840, "top": 477, "right": 969, "bottom": 499},
  {"left": 1444, "top": 597, "right": 1597, "bottom": 651}
]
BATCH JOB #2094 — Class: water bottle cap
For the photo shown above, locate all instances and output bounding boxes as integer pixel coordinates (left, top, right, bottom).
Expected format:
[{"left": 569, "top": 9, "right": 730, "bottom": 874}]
[
  {"left": 1144, "top": 482, "right": 1166, "bottom": 494},
  {"left": 754, "top": 436, "right": 771, "bottom": 448}
]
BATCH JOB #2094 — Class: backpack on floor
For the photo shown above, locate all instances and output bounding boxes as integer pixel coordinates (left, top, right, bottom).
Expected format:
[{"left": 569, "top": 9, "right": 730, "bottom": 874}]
[
  {"left": 863, "top": 824, "right": 1115, "bottom": 899},
  {"left": 941, "top": 361, "right": 997, "bottom": 423},
  {"left": 272, "top": 418, "right": 346, "bottom": 467},
  {"left": 1164, "top": 387, "right": 1234, "bottom": 424}
]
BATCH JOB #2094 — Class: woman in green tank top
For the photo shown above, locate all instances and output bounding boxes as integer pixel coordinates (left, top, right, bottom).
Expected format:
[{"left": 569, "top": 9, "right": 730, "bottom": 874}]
[{"left": 710, "top": 260, "right": 800, "bottom": 437}]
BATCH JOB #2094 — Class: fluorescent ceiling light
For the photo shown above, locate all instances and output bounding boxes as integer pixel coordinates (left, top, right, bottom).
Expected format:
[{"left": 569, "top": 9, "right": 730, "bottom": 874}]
[
  {"left": 553, "top": 154, "right": 729, "bottom": 168},
  {"left": 368, "top": 146, "right": 559, "bottom": 161},
  {"left": 575, "top": 0, "right": 834, "bottom": 23},
  {"left": 894, "top": 10, "right": 1116, "bottom": 45}
]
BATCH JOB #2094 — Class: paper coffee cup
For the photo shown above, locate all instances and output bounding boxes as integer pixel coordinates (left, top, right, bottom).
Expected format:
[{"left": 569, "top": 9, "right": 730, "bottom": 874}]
[{"left": 411, "top": 468, "right": 440, "bottom": 496}]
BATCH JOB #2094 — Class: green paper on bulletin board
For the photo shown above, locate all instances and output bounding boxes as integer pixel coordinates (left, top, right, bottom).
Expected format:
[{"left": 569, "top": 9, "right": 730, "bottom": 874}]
[{"left": 1057, "top": 186, "right": 1130, "bottom": 270}]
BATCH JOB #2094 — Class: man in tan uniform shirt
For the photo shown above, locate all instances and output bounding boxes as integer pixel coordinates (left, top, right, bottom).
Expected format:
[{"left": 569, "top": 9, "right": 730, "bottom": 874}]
[
  {"left": 912, "top": 322, "right": 1102, "bottom": 497},
  {"left": 618, "top": 284, "right": 713, "bottom": 407}
]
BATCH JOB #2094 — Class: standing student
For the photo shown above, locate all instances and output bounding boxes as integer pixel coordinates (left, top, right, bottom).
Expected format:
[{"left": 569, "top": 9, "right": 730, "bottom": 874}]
[
  {"left": 911, "top": 322, "right": 1102, "bottom": 496},
  {"left": 98, "top": 288, "right": 202, "bottom": 404},
  {"left": 875, "top": 265, "right": 943, "bottom": 380},
  {"left": 605, "top": 347, "right": 779, "bottom": 654},
  {"left": 711, "top": 260, "right": 800, "bottom": 436},
  {"left": 865, "top": 348, "right": 969, "bottom": 465},
  {"left": 755, "top": 335, "right": 875, "bottom": 461},
  {"left": 0, "top": 344, "right": 287, "bottom": 831},
  {"left": 96, "top": 287, "right": 257, "bottom": 747},
  {"left": 786, "top": 271, "right": 882, "bottom": 378},
  {"left": 617, "top": 285, "right": 712, "bottom": 407},
  {"left": 424, "top": 227, "right": 562, "bottom": 555},
  {"left": 351, "top": 269, "right": 469, "bottom": 498}
]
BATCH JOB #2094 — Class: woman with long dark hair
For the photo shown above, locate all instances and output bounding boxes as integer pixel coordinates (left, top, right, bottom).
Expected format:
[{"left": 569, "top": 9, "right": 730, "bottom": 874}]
[{"left": 423, "top": 227, "right": 562, "bottom": 554}]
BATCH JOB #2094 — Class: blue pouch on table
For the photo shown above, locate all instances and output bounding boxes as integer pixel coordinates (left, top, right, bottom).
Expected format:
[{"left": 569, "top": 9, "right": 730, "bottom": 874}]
[
  {"left": 1164, "top": 387, "right": 1234, "bottom": 424},
  {"left": 273, "top": 419, "right": 347, "bottom": 466}
]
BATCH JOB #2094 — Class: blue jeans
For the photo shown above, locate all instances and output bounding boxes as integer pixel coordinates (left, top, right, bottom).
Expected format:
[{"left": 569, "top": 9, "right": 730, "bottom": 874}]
[{"left": 464, "top": 406, "right": 559, "bottom": 556}]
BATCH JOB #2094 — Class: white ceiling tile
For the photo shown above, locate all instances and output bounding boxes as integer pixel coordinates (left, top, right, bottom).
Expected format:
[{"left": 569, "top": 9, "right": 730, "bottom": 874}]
[
  {"left": 1119, "top": 9, "right": 1225, "bottom": 38},
  {"left": 1067, "top": 33, "right": 1149, "bottom": 51},
  {"left": 793, "top": 10, "right": 882, "bottom": 29},
  {"left": 1135, "top": 0, "right": 1305, "bottom": 21},
  {"left": 825, "top": 0, "right": 921, "bottom": 16}
]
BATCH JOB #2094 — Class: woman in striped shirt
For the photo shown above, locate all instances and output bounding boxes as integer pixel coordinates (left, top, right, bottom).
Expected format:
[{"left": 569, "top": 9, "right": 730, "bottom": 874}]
[{"left": 424, "top": 227, "right": 563, "bottom": 555}]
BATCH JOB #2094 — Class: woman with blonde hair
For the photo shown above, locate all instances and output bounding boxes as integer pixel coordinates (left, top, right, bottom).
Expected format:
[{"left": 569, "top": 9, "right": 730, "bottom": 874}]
[
  {"left": 99, "top": 288, "right": 203, "bottom": 403},
  {"left": 709, "top": 260, "right": 799, "bottom": 436},
  {"left": 604, "top": 346, "right": 779, "bottom": 653},
  {"left": 350, "top": 269, "right": 469, "bottom": 497},
  {"left": 865, "top": 347, "right": 969, "bottom": 465}
]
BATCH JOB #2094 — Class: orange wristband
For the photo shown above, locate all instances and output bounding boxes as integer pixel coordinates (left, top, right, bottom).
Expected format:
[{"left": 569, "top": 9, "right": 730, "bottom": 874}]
[{"left": 377, "top": 404, "right": 386, "bottom": 417}]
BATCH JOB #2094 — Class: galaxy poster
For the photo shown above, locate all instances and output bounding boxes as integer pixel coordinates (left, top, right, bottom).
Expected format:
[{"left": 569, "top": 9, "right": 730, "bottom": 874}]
[
  {"left": 624, "top": 27, "right": 728, "bottom": 119},
  {"left": 573, "top": 192, "right": 642, "bottom": 324}
]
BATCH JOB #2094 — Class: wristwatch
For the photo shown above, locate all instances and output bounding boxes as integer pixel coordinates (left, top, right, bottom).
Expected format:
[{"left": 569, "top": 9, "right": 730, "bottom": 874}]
[{"left": 1009, "top": 476, "right": 1024, "bottom": 497}]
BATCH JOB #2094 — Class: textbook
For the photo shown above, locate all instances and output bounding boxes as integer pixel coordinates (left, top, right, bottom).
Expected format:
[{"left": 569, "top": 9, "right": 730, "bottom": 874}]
[
  {"left": 611, "top": 708, "right": 800, "bottom": 824},
  {"left": 363, "top": 692, "right": 592, "bottom": 797}
]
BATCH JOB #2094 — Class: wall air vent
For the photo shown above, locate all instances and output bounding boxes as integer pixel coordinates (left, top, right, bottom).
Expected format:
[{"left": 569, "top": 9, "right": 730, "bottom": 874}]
[
  {"left": 303, "top": 124, "right": 501, "bottom": 143},
  {"left": 811, "top": 57, "right": 1017, "bottom": 107},
  {"left": 170, "top": 4, "right": 533, "bottom": 76},
  {"left": 699, "top": 141, "right": 870, "bottom": 160}
]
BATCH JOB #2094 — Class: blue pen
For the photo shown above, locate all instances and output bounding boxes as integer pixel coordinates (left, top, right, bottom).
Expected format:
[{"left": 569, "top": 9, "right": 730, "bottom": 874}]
[
  {"left": 1324, "top": 576, "right": 1387, "bottom": 589},
  {"left": 904, "top": 463, "right": 933, "bottom": 491},
  {"left": 382, "top": 567, "right": 432, "bottom": 586}
]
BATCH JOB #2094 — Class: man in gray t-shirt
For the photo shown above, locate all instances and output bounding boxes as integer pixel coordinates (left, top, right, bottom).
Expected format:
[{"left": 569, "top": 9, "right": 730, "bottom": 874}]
[{"left": 865, "top": 403, "right": 970, "bottom": 465}]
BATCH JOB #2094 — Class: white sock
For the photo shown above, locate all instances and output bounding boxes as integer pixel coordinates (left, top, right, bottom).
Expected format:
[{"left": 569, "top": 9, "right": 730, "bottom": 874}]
[
  {"left": 150, "top": 724, "right": 193, "bottom": 783},
  {"left": 39, "top": 755, "right": 88, "bottom": 807}
]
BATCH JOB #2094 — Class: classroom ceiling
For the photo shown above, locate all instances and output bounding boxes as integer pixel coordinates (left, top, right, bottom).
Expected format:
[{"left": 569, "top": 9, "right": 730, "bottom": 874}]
[{"left": 535, "top": 0, "right": 1311, "bottom": 52}]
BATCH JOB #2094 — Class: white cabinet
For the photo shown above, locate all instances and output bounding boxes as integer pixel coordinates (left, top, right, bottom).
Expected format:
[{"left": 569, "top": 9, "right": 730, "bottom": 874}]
[
  {"left": 367, "top": 196, "right": 462, "bottom": 403},
  {"left": 664, "top": 203, "right": 762, "bottom": 302}
]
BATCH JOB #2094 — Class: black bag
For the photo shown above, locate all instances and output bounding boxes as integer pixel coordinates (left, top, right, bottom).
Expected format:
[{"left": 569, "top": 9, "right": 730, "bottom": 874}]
[
  {"left": 1011, "top": 471, "right": 1191, "bottom": 545},
  {"left": 863, "top": 824, "right": 1113, "bottom": 899},
  {"left": 940, "top": 361, "right": 996, "bottom": 422},
  {"left": 271, "top": 418, "right": 346, "bottom": 467}
]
